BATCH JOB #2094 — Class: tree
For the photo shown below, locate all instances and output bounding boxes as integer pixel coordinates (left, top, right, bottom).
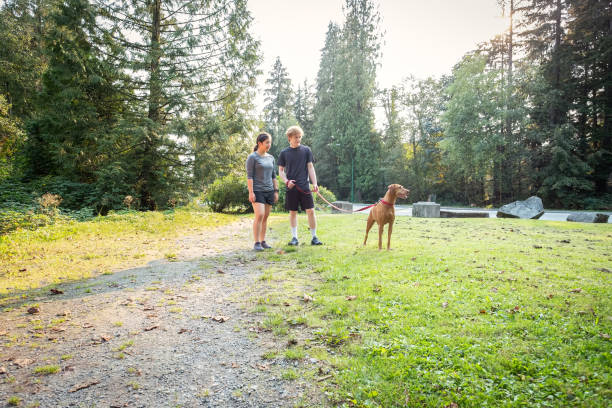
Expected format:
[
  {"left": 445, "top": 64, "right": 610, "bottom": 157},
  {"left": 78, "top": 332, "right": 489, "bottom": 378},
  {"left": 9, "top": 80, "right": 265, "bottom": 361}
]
[
  {"left": 311, "top": 22, "right": 342, "bottom": 194},
  {"left": 99, "top": 0, "right": 260, "bottom": 209},
  {"left": 441, "top": 54, "right": 505, "bottom": 205},
  {"left": 263, "top": 56, "right": 294, "bottom": 157},
  {"left": 311, "top": 0, "right": 383, "bottom": 201},
  {"left": 0, "top": 95, "right": 24, "bottom": 179},
  {"left": 293, "top": 79, "right": 315, "bottom": 146}
]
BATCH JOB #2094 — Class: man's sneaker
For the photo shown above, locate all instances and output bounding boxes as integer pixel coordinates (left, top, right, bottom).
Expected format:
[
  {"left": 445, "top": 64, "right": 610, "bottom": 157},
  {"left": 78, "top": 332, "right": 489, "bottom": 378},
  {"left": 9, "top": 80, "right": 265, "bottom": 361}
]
[
  {"left": 311, "top": 237, "right": 323, "bottom": 245},
  {"left": 287, "top": 237, "right": 299, "bottom": 246},
  {"left": 261, "top": 241, "right": 272, "bottom": 249},
  {"left": 254, "top": 242, "right": 264, "bottom": 251}
]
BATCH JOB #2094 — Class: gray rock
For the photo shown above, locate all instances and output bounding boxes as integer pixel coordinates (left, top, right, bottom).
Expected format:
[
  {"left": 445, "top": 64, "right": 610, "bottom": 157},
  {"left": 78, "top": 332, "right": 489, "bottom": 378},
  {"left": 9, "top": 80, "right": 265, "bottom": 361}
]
[
  {"left": 567, "top": 213, "right": 609, "bottom": 223},
  {"left": 331, "top": 201, "right": 352, "bottom": 213},
  {"left": 497, "top": 196, "right": 544, "bottom": 219},
  {"left": 412, "top": 201, "right": 440, "bottom": 218}
]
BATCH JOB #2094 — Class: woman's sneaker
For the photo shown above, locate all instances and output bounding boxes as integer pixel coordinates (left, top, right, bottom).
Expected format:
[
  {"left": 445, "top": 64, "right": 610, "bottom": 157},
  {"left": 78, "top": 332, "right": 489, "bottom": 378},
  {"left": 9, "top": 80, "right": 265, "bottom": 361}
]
[
  {"left": 287, "top": 237, "right": 299, "bottom": 246},
  {"left": 253, "top": 242, "right": 264, "bottom": 251},
  {"left": 261, "top": 241, "right": 272, "bottom": 249},
  {"left": 311, "top": 237, "right": 323, "bottom": 245}
]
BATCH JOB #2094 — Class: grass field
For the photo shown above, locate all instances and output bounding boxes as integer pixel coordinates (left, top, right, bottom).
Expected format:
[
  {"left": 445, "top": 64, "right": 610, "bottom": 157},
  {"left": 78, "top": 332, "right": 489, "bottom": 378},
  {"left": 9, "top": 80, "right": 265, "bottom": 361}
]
[
  {"left": 0, "top": 207, "right": 237, "bottom": 299},
  {"left": 257, "top": 214, "right": 612, "bottom": 407}
]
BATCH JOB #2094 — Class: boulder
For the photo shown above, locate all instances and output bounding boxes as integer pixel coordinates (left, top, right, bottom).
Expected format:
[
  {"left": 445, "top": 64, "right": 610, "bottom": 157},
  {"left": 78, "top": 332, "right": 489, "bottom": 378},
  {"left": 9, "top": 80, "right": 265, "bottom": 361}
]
[
  {"left": 567, "top": 213, "right": 609, "bottom": 223},
  {"left": 497, "top": 196, "right": 544, "bottom": 219},
  {"left": 331, "top": 201, "right": 353, "bottom": 214},
  {"left": 412, "top": 202, "right": 440, "bottom": 218}
]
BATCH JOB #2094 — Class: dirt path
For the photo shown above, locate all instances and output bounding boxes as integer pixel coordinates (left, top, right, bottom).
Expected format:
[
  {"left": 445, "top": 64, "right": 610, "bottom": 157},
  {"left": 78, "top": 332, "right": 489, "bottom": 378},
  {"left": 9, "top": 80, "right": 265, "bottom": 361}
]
[{"left": 0, "top": 218, "right": 317, "bottom": 407}]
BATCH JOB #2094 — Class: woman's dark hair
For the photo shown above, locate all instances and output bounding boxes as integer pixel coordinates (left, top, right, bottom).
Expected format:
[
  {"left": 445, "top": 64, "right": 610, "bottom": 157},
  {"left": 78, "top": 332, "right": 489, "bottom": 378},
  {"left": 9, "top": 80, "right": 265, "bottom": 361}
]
[{"left": 254, "top": 132, "right": 271, "bottom": 152}]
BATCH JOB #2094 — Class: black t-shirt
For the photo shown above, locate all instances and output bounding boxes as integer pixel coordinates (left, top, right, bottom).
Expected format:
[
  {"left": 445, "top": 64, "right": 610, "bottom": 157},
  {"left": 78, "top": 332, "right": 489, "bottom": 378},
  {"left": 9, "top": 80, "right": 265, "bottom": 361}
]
[{"left": 278, "top": 145, "right": 314, "bottom": 191}]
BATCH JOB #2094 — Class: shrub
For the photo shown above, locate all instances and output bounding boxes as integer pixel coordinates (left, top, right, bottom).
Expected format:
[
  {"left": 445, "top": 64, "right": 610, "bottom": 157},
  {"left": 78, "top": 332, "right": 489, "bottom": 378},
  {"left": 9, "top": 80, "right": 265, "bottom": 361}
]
[{"left": 205, "top": 173, "right": 251, "bottom": 213}]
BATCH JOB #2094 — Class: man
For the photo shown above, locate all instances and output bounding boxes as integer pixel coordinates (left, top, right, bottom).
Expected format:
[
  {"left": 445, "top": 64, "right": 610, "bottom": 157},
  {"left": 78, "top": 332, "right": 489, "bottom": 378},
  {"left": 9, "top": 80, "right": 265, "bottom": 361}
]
[{"left": 278, "top": 125, "right": 323, "bottom": 246}]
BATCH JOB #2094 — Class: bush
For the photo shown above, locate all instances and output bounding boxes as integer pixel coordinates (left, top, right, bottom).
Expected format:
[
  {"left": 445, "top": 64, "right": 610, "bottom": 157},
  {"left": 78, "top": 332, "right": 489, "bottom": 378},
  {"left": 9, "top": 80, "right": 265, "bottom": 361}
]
[{"left": 205, "top": 173, "right": 251, "bottom": 213}]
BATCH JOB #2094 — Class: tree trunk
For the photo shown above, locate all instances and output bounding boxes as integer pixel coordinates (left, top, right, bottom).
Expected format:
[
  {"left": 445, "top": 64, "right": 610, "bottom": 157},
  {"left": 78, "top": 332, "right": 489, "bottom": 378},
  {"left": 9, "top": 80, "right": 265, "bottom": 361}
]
[{"left": 140, "top": 0, "right": 162, "bottom": 210}]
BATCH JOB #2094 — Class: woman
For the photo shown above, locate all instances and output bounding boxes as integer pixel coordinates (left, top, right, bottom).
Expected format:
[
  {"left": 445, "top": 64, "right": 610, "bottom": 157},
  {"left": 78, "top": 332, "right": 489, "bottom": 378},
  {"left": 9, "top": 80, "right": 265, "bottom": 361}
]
[{"left": 246, "top": 132, "right": 279, "bottom": 251}]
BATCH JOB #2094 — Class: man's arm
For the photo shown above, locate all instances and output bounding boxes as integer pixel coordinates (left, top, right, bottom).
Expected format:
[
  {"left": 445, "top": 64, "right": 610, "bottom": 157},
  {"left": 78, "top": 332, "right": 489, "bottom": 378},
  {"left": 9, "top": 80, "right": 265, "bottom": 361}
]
[
  {"left": 307, "top": 162, "right": 318, "bottom": 192},
  {"left": 279, "top": 166, "right": 295, "bottom": 189}
]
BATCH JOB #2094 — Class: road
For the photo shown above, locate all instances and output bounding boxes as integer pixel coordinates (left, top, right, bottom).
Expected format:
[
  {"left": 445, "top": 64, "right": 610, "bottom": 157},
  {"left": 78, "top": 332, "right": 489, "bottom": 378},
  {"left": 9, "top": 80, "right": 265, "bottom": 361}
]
[{"left": 347, "top": 203, "right": 612, "bottom": 223}]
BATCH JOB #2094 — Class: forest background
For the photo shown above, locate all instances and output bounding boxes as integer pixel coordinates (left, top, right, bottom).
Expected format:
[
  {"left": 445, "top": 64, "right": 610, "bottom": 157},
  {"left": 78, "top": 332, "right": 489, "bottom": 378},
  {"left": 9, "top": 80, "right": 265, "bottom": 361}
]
[{"left": 0, "top": 0, "right": 610, "bottom": 221}]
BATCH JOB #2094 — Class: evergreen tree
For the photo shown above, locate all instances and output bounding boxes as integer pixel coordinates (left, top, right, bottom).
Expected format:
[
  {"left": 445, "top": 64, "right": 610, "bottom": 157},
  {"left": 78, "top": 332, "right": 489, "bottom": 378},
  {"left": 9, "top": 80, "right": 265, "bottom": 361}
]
[
  {"left": 263, "top": 56, "right": 294, "bottom": 157},
  {"left": 293, "top": 80, "right": 314, "bottom": 146},
  {"left": 100, "top": 0, "right": 260, "bottom": 209},
  {"left": 24, "top": 0, "right": 127, "bottom": 185},
  {"left": 311, "top": 0, "right": 382, "bottom": 201},
  {"left": 311, "top": 22, "right": 342, "bottom": 194}
]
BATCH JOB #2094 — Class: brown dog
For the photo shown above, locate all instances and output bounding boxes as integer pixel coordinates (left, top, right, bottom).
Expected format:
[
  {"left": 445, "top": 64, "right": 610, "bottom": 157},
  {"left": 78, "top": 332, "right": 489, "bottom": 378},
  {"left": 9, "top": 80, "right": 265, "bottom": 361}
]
[{"left": 363, "top": 184, "right": 410, "bottom": 250}]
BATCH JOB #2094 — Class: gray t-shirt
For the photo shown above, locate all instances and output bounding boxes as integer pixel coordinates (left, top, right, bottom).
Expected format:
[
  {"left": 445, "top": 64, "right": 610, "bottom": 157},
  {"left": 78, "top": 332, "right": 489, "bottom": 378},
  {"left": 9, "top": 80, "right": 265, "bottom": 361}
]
[{"left": 246, "top": 152, "right": 276, "bottom": 192}]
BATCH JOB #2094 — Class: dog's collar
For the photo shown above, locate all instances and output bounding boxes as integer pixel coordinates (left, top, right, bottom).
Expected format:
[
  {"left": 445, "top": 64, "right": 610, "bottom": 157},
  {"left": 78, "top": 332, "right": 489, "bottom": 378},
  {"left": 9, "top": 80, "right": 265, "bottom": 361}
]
[{"left": 380, "top": 199, "right": 393, "bottom": 206}]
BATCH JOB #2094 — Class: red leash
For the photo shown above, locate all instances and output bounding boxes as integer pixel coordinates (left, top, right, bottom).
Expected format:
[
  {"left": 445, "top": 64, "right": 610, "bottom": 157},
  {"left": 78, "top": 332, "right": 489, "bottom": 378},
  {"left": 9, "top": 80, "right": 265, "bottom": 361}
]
[{"left": 286, "top": 180, "right": 389, "bottom": 213}]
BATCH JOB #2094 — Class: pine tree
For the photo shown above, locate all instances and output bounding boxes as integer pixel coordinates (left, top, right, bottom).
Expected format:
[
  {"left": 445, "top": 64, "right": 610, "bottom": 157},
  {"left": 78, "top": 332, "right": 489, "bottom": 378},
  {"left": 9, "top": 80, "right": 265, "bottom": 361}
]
[
  {"left": 263, "top": 56, "right": 294, "bottom": 157},
  {"left": 99, "top": 0, "right": 260, "bottom": 209}
]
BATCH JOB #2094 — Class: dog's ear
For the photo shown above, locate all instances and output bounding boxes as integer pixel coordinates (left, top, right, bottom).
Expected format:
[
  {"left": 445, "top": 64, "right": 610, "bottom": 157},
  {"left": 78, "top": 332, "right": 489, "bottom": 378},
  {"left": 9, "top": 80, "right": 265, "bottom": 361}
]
[{"left": 387, "top": 184, "right": 397, "bottom": 191}]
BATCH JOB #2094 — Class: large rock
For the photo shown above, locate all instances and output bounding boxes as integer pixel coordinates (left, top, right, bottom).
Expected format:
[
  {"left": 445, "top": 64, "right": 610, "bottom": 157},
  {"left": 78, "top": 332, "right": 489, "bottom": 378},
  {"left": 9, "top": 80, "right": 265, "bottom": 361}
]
[
  {"left": 567, "top": 213, "right": 609, "bottom": 223},
  {"left": 497, "top": 196, "right": 544, "bottom": 219},
  {"left": 331, "top": 201, "right": 352, "bottom": 214},
  {"left": 412, "top": 202, "right": 440, "bottom": 218}
]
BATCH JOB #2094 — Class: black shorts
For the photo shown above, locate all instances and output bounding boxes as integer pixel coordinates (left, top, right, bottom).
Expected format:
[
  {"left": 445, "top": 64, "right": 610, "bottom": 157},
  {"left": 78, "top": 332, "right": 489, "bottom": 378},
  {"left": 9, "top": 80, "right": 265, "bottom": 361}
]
[
  {"left": 254, "top": 190, "right": 275, "bottom": 205},
  {"left": 285, "top": 188, "right": 314, "bottom": 211}
]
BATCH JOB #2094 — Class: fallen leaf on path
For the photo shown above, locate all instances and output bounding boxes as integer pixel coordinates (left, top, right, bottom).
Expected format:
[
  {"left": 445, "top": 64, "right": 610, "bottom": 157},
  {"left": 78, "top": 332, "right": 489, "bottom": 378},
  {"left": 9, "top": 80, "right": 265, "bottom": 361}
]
[
  {"left": 533, "top": 245, "right": 542, "bottom": 249},
  {"left": 217, "top": 269, "right": 225, "bottom": 274},
  {"left": 50, "top": 288, "right": 63, "bottom": 295},
  {"left": 345, "top": 295, "right": 357, "bottom": 301},
  {"left": 69, "top": 380, "right": 100, "bottom": 393},
  {"left": 302, "top": 294, "right": 313, "bottom": 302},
  {"left": 231, "top": 362, "right": 239, "bottom": 368},
  {"left": 372, "top": 285, "right": 382, "bottom": 293},
  {"left": 19, "top": 268, "right": 26, "bottom": 272},
  {"left": 600, "top": 333, "right": 610, "bottom": 339},
  {"left": 51, "top": 326, "right": 66, "bottom": 332},
  {"left": 27, "top": 306, "right": 40, "bottom": 314},
  {"left": 0, "top": 366, "right": 7, "bottom": 375},
  {"left": 546, "top": 294, "right": 554, "bottom": 299},
  {"left": 317, "top": 374, "right": 333, "bottom": 382},
  {"left": 283, "top": 302, "right": 290, "bottom": 307},
  {"left": 143, "top": 306, "right": 155, "bottom": 311},
  {"left": 13, "top": 358, "right": 34, "bottom": 368},
  {"left": 82, "top": 323, "right": 94, "bottom": 328},
  {"left": 212, "top": 316, "right": 229, "bottom": 323},
  {"left": 256, "top": 364, "right": 269, "bottom": 371},
  {"left": 178, "top": 328, "right": 191, "bottom": 334},
  {"left": 144, "top": 325, "right": 159, "bottom": 331},
  {"left": 597, "top": 268, "right": 611, "bottom": 273},
  {"left": 276, "top": 250, "right": 285, "bottom": 255},
  {"left": 342, "top": 275, "right": 350, "bottom": 280},
  {"left": 479, "top": 309, "right": 487, "bottom": 314},
  {"left": 0, "top": 331, "right": 7, "bottom": 336}
]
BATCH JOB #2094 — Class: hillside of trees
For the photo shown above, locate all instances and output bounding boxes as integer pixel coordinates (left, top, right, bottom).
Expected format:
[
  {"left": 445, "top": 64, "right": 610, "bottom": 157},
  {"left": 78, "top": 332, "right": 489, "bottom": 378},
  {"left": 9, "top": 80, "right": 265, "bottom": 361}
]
[{"left": 1, "top": 0, "right": 610, "bottom": 214}]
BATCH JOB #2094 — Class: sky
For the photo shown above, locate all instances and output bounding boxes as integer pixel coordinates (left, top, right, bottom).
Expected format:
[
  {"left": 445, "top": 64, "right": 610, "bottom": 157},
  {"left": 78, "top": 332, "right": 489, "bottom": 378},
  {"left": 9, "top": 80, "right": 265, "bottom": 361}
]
[{"left": 247, "top": 0, "right": 510, "bottom": 112}]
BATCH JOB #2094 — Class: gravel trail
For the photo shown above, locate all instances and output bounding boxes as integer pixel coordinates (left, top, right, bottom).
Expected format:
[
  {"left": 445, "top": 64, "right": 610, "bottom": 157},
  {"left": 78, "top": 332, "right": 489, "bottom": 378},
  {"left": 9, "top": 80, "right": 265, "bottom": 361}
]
[{"left": 0, "top": 219, "right": 317, "bottom": 407}]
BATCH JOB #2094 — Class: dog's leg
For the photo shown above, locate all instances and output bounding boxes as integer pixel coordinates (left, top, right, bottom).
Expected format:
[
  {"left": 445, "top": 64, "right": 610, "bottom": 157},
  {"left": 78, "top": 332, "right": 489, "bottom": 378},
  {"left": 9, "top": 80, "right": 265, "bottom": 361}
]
[
  {"left": 378, "top": 223, "right": 384, "bottom": 250},
  {"left": 387, "top": 221, "right": 393, "bottom": 250},
  {"left": 363, "top": 214, "right": 375, "bottom": 246}
]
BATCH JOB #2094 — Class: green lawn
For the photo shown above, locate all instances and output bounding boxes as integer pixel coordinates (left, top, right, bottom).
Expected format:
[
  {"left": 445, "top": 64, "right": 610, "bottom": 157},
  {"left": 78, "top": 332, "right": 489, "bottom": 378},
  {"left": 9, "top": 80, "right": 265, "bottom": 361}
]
[
  {"left": 0, "top": 207, "right": 237, "bottom": 297},
  {"left": 260, "top": 214, "right": 612, "bottom": 407}
]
